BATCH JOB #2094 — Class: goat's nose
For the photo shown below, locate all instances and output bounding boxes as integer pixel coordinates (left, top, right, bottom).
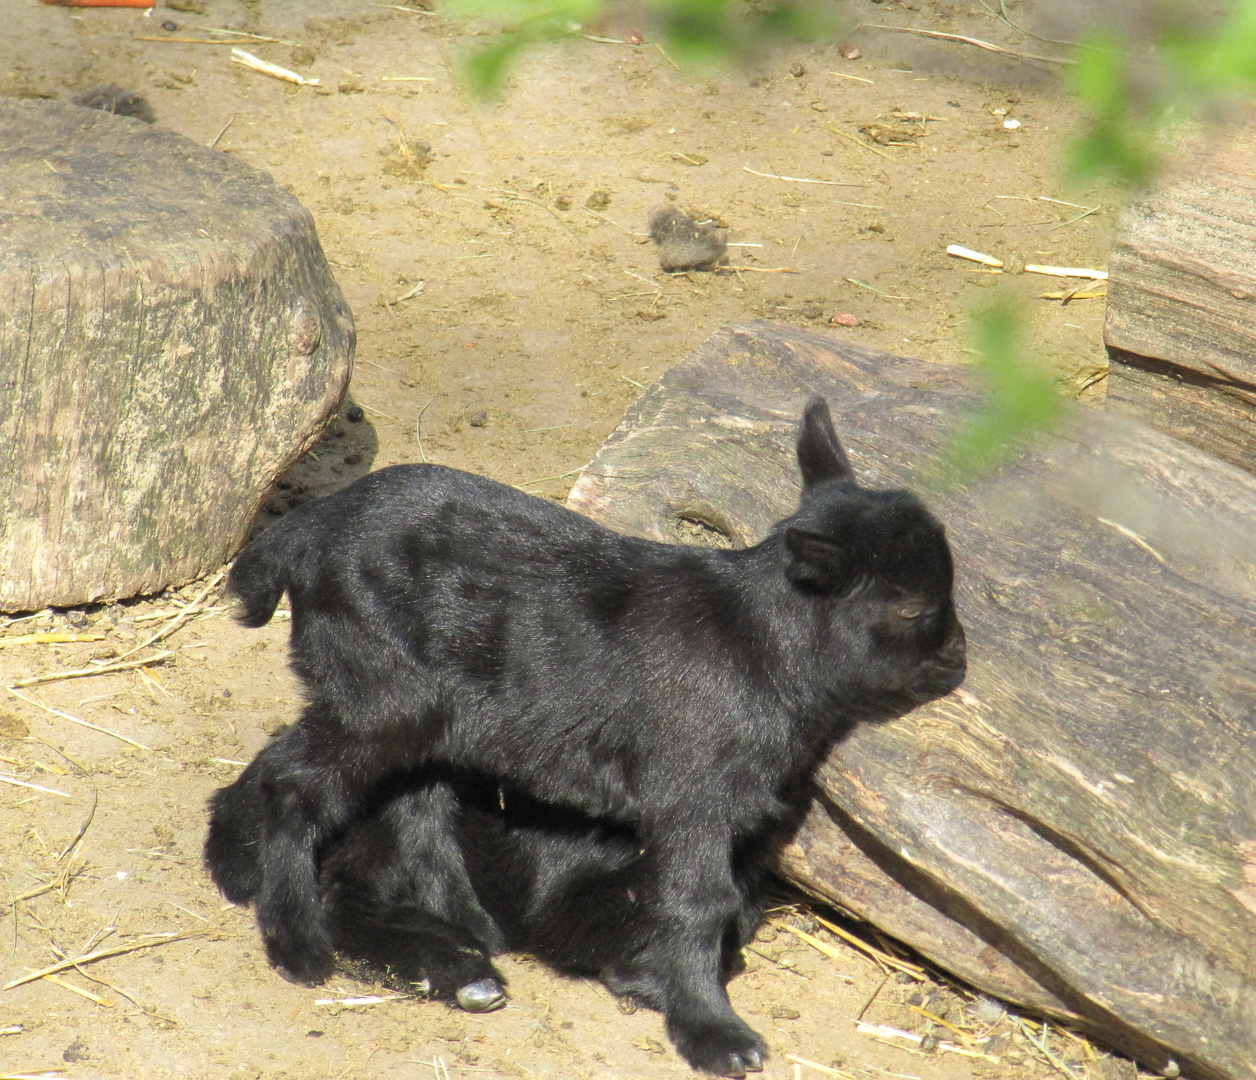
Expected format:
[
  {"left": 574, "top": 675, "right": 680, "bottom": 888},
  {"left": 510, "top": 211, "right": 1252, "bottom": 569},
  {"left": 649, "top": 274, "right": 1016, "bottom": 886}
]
[
  {"left": 942, "top": 622, "right": 966, "bottom": 664},
  {"left": 932, "top": 620, "right": 967, "bottom": 688}
]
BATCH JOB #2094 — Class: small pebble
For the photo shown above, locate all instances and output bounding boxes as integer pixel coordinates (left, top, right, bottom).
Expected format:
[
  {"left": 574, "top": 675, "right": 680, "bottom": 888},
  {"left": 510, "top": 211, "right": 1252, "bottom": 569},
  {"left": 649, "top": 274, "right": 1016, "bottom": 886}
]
[
  {"left": 344, "top": 404, "right": 364, "bottom": 423},
  {"left": 468, "top": 411, "right": 488, "bottom": 428},
  {"left": 162, "top": 20, "right": 178, "bottom": 31},
  {"left": 831, "top": 312, "right": 859, "bottom": 327},
  {"left": 648, "top": 207, "right": 727, "bottom": 273},
  {"left": 970, "top": 995, "right": 1005, "bottom": 1024},
  {"left": 62, "top": 1038, "right": 90, "bottom": 1064}
]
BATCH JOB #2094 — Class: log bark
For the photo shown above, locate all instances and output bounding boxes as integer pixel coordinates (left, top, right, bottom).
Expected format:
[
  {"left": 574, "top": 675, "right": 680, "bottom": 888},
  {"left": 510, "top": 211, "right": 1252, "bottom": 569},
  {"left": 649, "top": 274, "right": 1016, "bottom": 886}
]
[
  {"left": 569, "top": 320, "right": 1256, "bottom": 1080},
  {"left": 0, "top": 100, "right": 355, "bottom": 612},
  {"left": 1104, "top": 119, "right": 1256, "bottom": 475}
]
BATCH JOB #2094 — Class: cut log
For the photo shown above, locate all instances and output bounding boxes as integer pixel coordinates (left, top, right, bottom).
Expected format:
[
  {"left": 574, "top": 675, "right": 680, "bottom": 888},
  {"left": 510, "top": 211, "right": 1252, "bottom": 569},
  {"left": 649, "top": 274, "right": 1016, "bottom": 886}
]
[
  {"left": 568, "top": 321, "right": 1256, "bottom": 1080},
  {"left": 0, "top": 100, "right": 355, "bottom": 612},
  {"left": 1104, "top": 119, "right": 1256, "bottom": 474}
]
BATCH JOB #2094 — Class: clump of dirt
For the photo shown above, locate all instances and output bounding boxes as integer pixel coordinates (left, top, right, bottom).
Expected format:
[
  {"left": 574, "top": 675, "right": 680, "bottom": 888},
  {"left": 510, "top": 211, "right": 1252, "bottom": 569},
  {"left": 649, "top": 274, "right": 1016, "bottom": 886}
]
[{"left": 1, "top": 2, "right": 1122, "bottom": 1078}]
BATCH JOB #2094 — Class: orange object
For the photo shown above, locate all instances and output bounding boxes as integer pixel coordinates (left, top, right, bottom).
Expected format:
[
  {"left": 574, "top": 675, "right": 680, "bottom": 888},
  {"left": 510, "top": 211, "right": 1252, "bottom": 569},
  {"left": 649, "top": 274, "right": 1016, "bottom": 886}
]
[{"left": 41, "top": 0, "right": 154, "bottom": 7}]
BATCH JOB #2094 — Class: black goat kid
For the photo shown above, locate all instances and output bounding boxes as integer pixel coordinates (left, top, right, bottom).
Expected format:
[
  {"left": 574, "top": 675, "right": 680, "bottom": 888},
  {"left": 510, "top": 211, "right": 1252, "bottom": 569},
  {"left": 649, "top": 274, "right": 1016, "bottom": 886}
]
[{"left": 205, "top": 398, "right": 966, "bottom": 1076}]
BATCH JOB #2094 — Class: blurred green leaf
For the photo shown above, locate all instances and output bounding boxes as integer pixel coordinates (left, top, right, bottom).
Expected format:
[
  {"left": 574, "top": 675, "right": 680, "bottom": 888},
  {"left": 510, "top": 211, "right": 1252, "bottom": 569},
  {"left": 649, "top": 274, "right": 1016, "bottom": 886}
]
[
  {"left": 448, "top": 0, "right": 843, "bottom": 96},
  {"left": 937, "top": 297, "right": 1066, "bottom": 485},
  {"left": 442, "top": 0, "right": 1256, "bottom": 475},
  {"left": 1067, "top": 0, "right": 1256, "bottom": 185},
  {"left": 1065, "top": 36, "right": 1160, "bottom": 184},
  {"left": 461, "top": 35, "right": 529, "bottom": 97}
]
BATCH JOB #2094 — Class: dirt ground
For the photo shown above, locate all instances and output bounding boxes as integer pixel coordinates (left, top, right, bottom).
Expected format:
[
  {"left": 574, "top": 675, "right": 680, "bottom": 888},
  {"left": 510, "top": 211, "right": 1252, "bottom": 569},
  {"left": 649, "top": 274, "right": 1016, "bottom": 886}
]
[{"left": 1, "top": 2, "right": 1134, "bottom": 1078}]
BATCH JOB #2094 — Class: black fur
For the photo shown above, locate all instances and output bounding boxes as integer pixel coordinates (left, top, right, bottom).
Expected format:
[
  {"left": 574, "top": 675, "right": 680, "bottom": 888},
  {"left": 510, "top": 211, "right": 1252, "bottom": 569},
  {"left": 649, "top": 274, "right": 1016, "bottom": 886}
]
[{"left": 205, "top": 398, "right": 966, "bottom": 1076}]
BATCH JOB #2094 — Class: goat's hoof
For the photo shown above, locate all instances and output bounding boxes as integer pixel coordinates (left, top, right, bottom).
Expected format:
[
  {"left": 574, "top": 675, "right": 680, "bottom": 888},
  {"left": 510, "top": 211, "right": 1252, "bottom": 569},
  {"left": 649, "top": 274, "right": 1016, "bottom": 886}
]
[
  {"left": 671, "top": 1017, "right": 767, "bottom": 1077},
  {"left": 263, "top": 937, "right": 335, "bottom": 988},
  {"left": 276, "top": 968, "right": 324, "bottom": 989},
  {"left": 456, "top": 978, "right": 506, "bottom": 1012},
  {"left": 737, "top": 1047, "right": 764, "bottom": 1073},
  {"left": 710, "top": 1049, "right": 764, "bottom": 1078}
]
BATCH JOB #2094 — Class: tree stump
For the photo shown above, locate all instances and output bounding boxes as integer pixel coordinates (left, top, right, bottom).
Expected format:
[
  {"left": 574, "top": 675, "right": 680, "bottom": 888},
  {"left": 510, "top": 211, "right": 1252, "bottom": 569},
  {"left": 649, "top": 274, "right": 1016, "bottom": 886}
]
[
  {"left": 1104, "top": 118, "right": 1256, "bottom": 475},
  {"left": 0, "top": 100, "right": 355, "bottom": 612},
  {"left": 569, "top": 321, "right": 1256, "bottom": 1080}
]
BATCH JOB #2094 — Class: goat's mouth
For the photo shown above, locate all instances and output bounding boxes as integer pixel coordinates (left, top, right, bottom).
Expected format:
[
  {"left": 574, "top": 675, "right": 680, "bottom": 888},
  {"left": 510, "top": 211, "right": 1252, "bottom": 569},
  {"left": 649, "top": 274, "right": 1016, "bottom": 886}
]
[
  {"left": 929, "top": 662, "right": 967, "bottom": 696},
  {"left": 841, "top": 668, "right": 967, "bottom": 724},
  {"left": 915, "top": 648, "right": 968, "bottom": 697}
]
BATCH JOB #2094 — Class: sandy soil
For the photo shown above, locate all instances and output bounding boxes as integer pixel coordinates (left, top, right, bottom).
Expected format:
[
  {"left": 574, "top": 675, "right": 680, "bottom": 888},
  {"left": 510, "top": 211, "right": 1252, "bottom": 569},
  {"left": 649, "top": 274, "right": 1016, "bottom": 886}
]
[{"left": 1, "top": 2, "right": 1132, "bottom": 1078}]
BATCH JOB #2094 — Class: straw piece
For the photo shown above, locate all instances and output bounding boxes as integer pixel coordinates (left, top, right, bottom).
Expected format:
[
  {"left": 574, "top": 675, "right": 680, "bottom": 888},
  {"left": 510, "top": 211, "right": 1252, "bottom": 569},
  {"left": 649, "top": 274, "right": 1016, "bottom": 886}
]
[
  {"left": 1097, "top": 518, "right": 1167, "bottom": 565},
  {"left": 230, "top": 48, "right": 321, "bottom": 86},
  {"left": 785, "top": 1054, "right": 858, "bottom": 1078},
  {"left": 3, "top": 933, "right": 189, "bottom": 990},
  {"left": 1041, "top": 288, "right": 1106, "bottom": 301},
  {"left": 772, "top": 921, "right": 846, "bottom": 962},
  {"left": 135, "top": 37, "right": 241, "bottom": 44},
  {"left": 856, "top": 1021, "right": 923, "bottom": 1044},
  {"left": 946, "top": 245, "right": 1003, "bottom": 267},
  {"left": 314, "top": 994, "right": 404, "bottom": 1007},
  {"left": 1024, "top": 264, "right": 1107, "bottom": 279},
  {"left": 0, "top": 634, "right": 105, "bottom": 649},
  {"left": 823, "top": 125, "right": 892, "bottom": 159},
  {"left": 38, "top": 972, "right": 114, "bottom": 1006},
  {"left": 907, "top": 1003, "right": 974, "bottom": 1046},
  {"left": 810, "top": 911, "right": 926, "bottom": 978},
  {"left": 743, "top": 166, "right": 864, "bottom": 187},
  {"left": 9, "top": 651, "right": 173, "bottom": 689},
  {"left": 113, "top": 568, "right": 226, "bottom": 662},
  {"left": 6, "top": 688, "right": 153, "bottom": 751},
  {"left": 859, "top": 22, "right": 1075, "bottom": 66},
  {"left": 0, "top": 774, "right": 71, "bottom": 799}
]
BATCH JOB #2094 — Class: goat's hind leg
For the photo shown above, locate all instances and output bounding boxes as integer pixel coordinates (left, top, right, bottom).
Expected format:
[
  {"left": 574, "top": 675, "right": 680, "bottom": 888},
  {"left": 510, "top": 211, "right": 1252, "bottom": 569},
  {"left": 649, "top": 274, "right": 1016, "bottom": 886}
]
[
  {"left": 245, "top": 712, "right": 364, "bottom": 986},
  {"left": 322, "top": 777, "right": 507, "bottom": 1012},
  {"left": 331, "top": 903, "right": 506, "bottom": 1012},
  {"left": 206, "top": 730, "right": 343, "bottom": 984},
  {"left": 205, "top": 752, "right": 266, "bottom": 904}
]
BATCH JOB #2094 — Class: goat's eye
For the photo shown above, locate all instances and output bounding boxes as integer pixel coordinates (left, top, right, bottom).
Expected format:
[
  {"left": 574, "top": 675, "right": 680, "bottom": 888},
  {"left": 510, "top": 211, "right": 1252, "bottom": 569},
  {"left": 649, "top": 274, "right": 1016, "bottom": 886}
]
[{"left": 896, "top": 603, "right": 926, "bottom": 620}]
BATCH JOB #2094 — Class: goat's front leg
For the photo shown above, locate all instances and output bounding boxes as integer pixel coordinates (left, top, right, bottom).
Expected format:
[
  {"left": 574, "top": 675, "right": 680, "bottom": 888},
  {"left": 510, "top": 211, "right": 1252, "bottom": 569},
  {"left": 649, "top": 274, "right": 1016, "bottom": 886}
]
[{"left": 604, "top": 822, "right": 766, "bottom": 1077}]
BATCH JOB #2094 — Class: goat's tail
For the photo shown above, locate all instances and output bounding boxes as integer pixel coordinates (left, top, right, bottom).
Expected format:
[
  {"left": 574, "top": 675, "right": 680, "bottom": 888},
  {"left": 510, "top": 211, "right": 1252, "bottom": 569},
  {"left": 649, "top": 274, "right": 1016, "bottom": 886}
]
[{"left": 228, "top": 520, "right": 310, "bottom": 628}]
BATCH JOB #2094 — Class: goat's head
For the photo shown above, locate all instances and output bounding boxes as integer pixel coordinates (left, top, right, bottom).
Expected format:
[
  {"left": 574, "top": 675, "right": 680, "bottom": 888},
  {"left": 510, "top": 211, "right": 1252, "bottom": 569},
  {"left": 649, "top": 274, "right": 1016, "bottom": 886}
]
[{"left": 780, "top": 398, "right": 966, "bottom": 719}]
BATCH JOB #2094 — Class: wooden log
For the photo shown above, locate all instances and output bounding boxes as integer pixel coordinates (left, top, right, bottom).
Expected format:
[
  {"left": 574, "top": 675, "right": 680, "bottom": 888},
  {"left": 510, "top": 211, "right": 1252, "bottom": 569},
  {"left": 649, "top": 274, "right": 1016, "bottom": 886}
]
[
  {"left": 1104, "top": 119, "right": 1256, "bottom": 474},
  {"left": 568, "top": 320, "right": 1256, "bottom": 1080},
  {"left": 0, "top": 100, "right": 355, "bottom": 612}
]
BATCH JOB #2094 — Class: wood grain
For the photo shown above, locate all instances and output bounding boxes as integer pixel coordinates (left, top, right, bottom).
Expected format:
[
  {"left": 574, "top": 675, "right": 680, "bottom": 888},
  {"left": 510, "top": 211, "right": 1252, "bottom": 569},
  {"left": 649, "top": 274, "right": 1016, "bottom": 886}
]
[
  {"left": 1104, "top": 119, "right": 1256, "bottom": 474},
  {"left": 570, "top": 320, "right": 1256, "bottom": 1080},
  {"left": 0, "top": 100, "right": 354, "bottom": 611}
]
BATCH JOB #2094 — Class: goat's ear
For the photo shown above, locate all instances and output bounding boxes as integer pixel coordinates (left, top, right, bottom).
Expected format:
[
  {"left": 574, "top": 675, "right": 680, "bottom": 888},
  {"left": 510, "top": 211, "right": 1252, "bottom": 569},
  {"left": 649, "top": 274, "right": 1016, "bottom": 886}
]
[
  {"left": 785, "top": 526, "right": 851, "bottom": 590},
  {"left": 797, "top": 397, "right": 852, "bottom": 489}
]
